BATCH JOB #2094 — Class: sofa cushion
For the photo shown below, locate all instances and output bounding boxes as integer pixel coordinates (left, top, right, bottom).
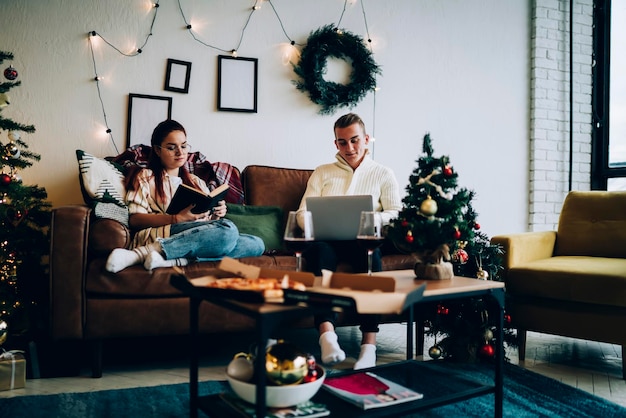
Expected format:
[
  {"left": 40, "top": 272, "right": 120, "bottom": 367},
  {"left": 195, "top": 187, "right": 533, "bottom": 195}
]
[
  {"left": 76, "top": 150, "right": 127, "bottom": 208},
  {"left": 225, "top": 204, "right": 284, "bottom": 251},
  {"left": 506, "top": 256, "right": 626, "bottom": 308}
]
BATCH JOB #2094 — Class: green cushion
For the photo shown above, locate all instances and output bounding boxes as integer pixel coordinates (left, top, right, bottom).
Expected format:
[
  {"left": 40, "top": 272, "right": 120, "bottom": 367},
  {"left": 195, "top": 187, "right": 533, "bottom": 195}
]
[{"left": 225, "top": 204, "right": 284, "bottom": 251}]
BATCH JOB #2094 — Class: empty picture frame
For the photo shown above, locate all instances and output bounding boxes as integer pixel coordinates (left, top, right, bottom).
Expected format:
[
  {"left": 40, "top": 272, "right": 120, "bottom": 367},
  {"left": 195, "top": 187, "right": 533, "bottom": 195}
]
[
  {"left": 164, "top": 59, "right": 192, "bottom": 93},
  {"left": 126, "top": 94, "right": 172, "bottom": 148},
  {"left": 217, "top": 55, "right": 258, "bottom": 113}
]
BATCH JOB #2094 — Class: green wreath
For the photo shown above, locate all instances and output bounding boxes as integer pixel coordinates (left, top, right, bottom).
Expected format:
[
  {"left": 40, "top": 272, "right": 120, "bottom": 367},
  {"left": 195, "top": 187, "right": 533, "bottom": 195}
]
[{"left": 293, "top": 25, "right": 381, "bottom": 115}]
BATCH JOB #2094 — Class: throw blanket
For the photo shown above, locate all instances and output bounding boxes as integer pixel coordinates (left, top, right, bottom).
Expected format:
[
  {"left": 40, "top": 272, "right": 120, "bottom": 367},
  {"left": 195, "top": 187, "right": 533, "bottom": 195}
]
[{"left": 109, "top": 145, "right": 244, "bottom": 204}]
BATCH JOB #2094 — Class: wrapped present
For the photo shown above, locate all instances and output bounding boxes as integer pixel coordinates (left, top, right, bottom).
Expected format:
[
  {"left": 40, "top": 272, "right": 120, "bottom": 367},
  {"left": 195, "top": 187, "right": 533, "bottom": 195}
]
[{"left": 0, "top": 350, "right": 26, "bottom": 391}]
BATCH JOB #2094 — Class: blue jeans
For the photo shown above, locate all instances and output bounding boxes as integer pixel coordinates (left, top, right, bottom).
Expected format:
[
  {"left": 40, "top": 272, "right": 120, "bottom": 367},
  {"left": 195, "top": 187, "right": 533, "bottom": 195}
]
[{"left": 161, "top": 219, "right": 264, "bottom": 261}]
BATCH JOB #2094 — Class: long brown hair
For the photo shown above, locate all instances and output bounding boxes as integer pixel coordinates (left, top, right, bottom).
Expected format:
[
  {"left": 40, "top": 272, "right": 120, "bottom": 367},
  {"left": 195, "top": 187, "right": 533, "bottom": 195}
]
[{"left": 126, "top": 119, "right": 197, "bottom": 203}]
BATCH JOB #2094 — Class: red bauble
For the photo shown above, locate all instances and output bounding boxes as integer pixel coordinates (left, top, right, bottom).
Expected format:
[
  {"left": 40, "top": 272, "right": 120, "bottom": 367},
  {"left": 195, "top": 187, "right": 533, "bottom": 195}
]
[
  {"left": 443, "top": 165, "right": 453, "bottom": 176},
  {"left": 401, "top": 219, "right": 409, "bottom": 227},
  {"left": 452, "top": 248, "right": 469, "bottom": 264},
  {"left": 4, "top": 65, "right": 18, "bottom": 81},
  {"left": 474, "top": 223, "right": 481, "bottom": 230},
  {"left": 478, "top": 343, "right": 495, "bottom": 358},
  {"left": 504, "top": 313, "right": 512, "bottom": 324},
  {"left": 405, "top": 233, "right": 414, "bottom": 244},
  {"left": 453, "top": 229, "right": 461, "bottom": 239},
  {"left": 0, "top": 173, "right": 11, "bottom": 186}
]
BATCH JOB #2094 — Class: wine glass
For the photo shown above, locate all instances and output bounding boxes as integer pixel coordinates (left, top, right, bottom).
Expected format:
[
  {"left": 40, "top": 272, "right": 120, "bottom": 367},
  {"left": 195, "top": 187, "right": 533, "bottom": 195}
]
[
  {"left": 283, "top": 211, "right": 315, "bottom": 272},
  {"left": 357, "top": 211, "right": 385, "bottom": 276}
]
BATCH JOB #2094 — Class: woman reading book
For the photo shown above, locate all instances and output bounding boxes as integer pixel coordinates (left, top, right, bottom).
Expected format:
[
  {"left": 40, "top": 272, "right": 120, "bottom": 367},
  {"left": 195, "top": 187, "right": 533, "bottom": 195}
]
[{"left": 105, "top": 119, "right": 264, "bottom": 272}]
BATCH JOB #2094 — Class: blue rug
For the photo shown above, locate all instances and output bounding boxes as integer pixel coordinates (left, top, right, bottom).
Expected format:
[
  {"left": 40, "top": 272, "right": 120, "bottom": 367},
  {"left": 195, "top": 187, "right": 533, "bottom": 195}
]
[{"left": 1, "top": 362, "right": 624, "bottom": 417}]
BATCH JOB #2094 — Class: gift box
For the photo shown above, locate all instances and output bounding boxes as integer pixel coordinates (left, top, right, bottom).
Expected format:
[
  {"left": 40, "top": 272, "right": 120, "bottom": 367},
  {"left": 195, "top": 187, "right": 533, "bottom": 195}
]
[{"left": 0, "top": 350, "right": 26, "bottom": 391}]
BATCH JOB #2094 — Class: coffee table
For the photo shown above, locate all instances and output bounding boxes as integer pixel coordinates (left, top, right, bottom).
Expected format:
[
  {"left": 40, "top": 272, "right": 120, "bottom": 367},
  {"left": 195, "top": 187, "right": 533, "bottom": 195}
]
[{"left": 171, "top": 270, "right": 505, "bottom": 418}]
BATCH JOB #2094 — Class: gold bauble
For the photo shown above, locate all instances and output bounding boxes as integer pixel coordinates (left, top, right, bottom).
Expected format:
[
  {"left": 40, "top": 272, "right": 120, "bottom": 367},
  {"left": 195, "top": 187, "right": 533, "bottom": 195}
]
[
  {"left": 477, "top": 268, "right": 489, "bottom": 280},
  {"left": 265, "top": 341, "right": 308, "bottom": 386},
  {"left": 420, "top": 195, "right": 438, "bottom": 216},
  {"left": 428, "top": 344, "right": 443, "bottom": 359}
]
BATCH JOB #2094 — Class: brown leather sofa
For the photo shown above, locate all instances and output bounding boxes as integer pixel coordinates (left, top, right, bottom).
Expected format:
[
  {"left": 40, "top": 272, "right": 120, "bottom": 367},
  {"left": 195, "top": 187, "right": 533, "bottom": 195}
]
[
  {"left": 491, "top": 191, "right": 626, "bottom": 379},
  {"left": 49, "top": 165, "right": 416, "bottom": 377}
]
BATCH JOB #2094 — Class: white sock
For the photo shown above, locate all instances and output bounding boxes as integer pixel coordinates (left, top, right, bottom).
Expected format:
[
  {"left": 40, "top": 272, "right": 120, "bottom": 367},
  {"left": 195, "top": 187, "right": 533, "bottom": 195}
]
[
  {"left": 319, "top": 331, "right": 346, "bottom": 364},
  {"left": 353, "top": 344, "right": 377, "bottom": 370},
  {"left": 144, "top": 251, "right": 189, "bottom": 271},
  {"left": 105, "top": 242, "right": 161, "bottom": 273}
]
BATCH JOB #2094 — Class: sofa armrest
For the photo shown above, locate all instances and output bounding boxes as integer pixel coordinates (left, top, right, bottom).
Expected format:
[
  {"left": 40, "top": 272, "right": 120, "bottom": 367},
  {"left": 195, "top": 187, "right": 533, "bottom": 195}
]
[
  {"left": 49, "top": 205, "right": 91, "bottom": 339},
  {"left": 491, "top": 231, "right": 556, "bottom": 273}
]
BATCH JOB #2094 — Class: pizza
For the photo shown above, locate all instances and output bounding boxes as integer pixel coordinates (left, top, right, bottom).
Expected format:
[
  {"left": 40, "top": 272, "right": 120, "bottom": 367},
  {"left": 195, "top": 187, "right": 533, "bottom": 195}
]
[{"left": 206, "top": 276, "right": 306, "bottom": 299}]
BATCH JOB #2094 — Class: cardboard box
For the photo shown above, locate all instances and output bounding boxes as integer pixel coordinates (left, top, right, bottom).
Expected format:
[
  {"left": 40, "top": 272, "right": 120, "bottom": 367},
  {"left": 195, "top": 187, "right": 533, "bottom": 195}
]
[
  {"left": 185, "top": 258, "right": 426, "bottom": 315},
  {"left": 0, "top": 350, "right": 26, "bottom": 391}
]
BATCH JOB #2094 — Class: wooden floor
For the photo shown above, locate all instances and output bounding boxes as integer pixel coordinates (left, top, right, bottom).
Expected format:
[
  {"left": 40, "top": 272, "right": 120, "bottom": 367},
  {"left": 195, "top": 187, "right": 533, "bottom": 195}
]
[{"left": 1, "top": 326, "right": 624, "bottom": 410}]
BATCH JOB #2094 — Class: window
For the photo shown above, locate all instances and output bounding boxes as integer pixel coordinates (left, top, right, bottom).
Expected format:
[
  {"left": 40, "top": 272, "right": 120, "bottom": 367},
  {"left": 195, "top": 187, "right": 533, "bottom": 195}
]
[{"left": 592, "top": 0, "right": 626, "bottom": 190}]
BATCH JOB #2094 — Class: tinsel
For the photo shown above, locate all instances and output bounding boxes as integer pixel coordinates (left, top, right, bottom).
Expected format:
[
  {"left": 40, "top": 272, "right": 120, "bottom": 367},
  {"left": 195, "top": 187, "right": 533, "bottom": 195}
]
[{"left": 292, "top": 24, "right": 381, "bottom": 115}]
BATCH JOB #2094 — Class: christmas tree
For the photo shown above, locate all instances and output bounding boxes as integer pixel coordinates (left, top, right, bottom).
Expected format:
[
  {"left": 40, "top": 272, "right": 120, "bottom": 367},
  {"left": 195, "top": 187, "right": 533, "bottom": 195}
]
[
  {"left": 387, "top": 133, "right": 514, "bottom": 362},
  {"left": 387, "top": 133, "right": 502, "bottom": 280},
  {"left": 0, "top": 51, "right": 51, "bottom": 336}
]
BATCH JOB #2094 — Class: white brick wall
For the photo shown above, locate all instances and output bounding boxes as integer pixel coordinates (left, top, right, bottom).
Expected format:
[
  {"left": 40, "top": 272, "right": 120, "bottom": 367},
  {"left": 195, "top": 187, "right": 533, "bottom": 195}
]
[{"left": 530, "top": 0, "right": 593, "bottom": 231}]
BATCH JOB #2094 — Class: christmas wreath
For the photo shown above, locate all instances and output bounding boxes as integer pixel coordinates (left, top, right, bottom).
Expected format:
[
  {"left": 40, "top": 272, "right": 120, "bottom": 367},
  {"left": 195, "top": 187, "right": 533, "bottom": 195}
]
[{"left": 293, "top": 25, "right": 381, "bottom": 115}]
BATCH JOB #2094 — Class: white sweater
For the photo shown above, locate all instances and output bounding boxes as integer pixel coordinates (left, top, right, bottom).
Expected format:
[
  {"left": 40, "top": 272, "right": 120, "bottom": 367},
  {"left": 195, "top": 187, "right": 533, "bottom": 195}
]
[{"left": 298, "top": 151, "right": 402, "bottom": 225}]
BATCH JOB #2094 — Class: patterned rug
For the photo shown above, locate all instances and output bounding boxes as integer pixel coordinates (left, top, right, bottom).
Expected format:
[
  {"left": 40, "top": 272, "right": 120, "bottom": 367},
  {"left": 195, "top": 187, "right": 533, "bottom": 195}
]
[{"left": 1, "top": 362, "right": 624, "bottom": 417}]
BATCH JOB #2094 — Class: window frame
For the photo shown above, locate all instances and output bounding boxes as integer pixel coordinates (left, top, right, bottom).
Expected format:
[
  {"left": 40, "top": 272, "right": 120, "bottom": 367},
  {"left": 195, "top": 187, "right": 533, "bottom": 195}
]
[{"left": 592, "top": 0, "right": 626, "bottom": 189}]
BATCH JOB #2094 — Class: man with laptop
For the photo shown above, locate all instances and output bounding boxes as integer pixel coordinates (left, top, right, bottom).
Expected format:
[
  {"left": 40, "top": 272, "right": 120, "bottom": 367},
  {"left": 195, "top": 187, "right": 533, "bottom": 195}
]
[{"left": 297, "top": 113, "right": 402, "bottom": 370}]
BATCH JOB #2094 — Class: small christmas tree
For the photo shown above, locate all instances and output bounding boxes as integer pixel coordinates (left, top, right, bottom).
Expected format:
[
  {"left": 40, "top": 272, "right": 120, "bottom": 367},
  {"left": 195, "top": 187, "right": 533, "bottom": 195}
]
[
  {"left": 387, "top": 133, "right": 501, "bottom": 280},
  {"left": 387, "top": 133, "right": 513, "bottom": 362},
  {"left": 0, "top": 51, "right": 51, "bottom": 337}
]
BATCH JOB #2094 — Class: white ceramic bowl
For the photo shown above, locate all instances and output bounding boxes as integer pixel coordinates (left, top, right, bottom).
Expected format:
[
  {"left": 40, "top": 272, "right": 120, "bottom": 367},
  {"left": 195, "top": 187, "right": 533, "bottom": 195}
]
[{"left": 227, "top": 366, "right": 325, "bottom": 408}]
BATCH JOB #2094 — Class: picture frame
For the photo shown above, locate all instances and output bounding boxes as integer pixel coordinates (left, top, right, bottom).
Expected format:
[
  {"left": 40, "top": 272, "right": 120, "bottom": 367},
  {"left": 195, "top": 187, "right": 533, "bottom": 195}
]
[
  {"left": 217, "top": 55, "right": 258, "bottom": 113},
  {"left": 126, "top": 93, "right": 172, "bottom": 148},
  {"left": 164, "top": 59, "right": 192, "bottom": 94}
]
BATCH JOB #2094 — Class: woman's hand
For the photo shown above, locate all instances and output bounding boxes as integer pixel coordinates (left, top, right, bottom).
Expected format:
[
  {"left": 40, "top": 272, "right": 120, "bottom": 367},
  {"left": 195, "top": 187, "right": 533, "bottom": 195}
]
[
  {"left": 211, "top": 200, "right": 227, "bottom": 218},
  {"left": 175, "top": 204, "right": 210, "bottom": 222}
]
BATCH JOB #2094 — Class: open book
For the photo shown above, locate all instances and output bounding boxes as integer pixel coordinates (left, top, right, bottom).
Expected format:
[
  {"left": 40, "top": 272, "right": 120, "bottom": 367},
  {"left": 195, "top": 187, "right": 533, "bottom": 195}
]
[
  {"left": 322, "top": 371, "right": 423, "bottom": 410},
  {"left": 166, "top": 183, "right": 229, "bottom": 215}
]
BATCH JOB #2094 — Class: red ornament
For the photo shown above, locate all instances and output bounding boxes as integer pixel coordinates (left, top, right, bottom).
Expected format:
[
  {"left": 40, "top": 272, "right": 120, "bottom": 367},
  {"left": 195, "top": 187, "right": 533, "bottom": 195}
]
[
  {"left": 452, "top": 248, "right": 469, "bottom": 264},
  {"left": 504, "top": 313, "right": 512, "bottom": 324},
  {"left": 453, "top": 229, "right": 461, "bottom": 239},
  {"left": 303, "top": 355, "right": 318, "bottom": 383},
  {"left": 436, "top": 303, "right": 449, "bottom": 315},
  {"left": 473, "top": 222, "right": 481, "bottom": 230},
  {"left": 401, "top": 219, "right": 409, "bottom": 227},
  {"left": 443, "top": 165, "right": 453, "bottom": 177},
  {"left": 478, "top": 343, "right": 495, "bottom": 358},
  {"left": 0, "top": 173, "right": 11, "bottom": 186},
  {"left": 4, "top": 65, "right": 18, "bottom": 81},
  {"left": 405, "top": 234, "right": 414, "bottom": 244}
]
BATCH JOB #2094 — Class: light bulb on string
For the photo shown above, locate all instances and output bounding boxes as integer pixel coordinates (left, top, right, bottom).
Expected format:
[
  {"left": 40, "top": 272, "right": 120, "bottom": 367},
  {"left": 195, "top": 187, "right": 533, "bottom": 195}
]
[{"left": 231, "top": 49, "right": 238, "bottom": 57}]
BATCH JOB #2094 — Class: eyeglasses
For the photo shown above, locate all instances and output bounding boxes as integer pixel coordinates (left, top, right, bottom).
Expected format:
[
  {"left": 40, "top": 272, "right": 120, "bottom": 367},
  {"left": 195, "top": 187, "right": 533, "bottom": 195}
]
[{"left": 156, "top": 143, "right": 192, "bottom": 153}]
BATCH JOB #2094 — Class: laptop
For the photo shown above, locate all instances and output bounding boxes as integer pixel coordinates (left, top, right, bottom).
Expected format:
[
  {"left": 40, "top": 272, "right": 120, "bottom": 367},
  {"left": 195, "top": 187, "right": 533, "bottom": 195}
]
[{"left": 306, "top": 195, "right": 374, "bottom": 241}]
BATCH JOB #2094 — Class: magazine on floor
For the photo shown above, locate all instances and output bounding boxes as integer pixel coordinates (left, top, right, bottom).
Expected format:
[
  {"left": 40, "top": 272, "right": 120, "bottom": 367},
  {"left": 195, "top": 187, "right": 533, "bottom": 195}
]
[{"left": 322, "top": 371, "right": 424, "bottom": 410}]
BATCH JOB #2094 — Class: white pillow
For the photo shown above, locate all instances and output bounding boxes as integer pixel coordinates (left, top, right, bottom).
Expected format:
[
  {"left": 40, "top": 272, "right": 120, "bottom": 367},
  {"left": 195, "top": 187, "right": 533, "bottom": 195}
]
[{"left": 76, "top": 150, "right": 126, "bottom": 207}]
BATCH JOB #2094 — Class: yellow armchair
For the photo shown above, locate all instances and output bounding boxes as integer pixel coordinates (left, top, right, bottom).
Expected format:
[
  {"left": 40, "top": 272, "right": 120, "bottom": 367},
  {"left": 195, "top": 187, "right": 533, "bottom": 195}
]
[{"left": 491, "top": 191, "right": 626, "bottom": 380}]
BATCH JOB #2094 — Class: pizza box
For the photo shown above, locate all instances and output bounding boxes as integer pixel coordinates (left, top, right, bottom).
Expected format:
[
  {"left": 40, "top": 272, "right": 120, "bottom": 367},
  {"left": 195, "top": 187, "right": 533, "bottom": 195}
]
[
  {"left": 170, "top": 257, "right": 316, "bottom": 303},
  {"left": 171, "top": 258, "right": 426, "bottom": 314},
  {"left": 283, "top": 271, "right": 427, "bottom": 315}
]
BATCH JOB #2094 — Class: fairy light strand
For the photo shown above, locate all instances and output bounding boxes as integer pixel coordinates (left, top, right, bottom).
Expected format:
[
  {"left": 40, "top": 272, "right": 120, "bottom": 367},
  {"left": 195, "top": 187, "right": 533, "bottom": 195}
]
[{"left": 88, "top": 33, "right": 118, "bottom": 154}]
